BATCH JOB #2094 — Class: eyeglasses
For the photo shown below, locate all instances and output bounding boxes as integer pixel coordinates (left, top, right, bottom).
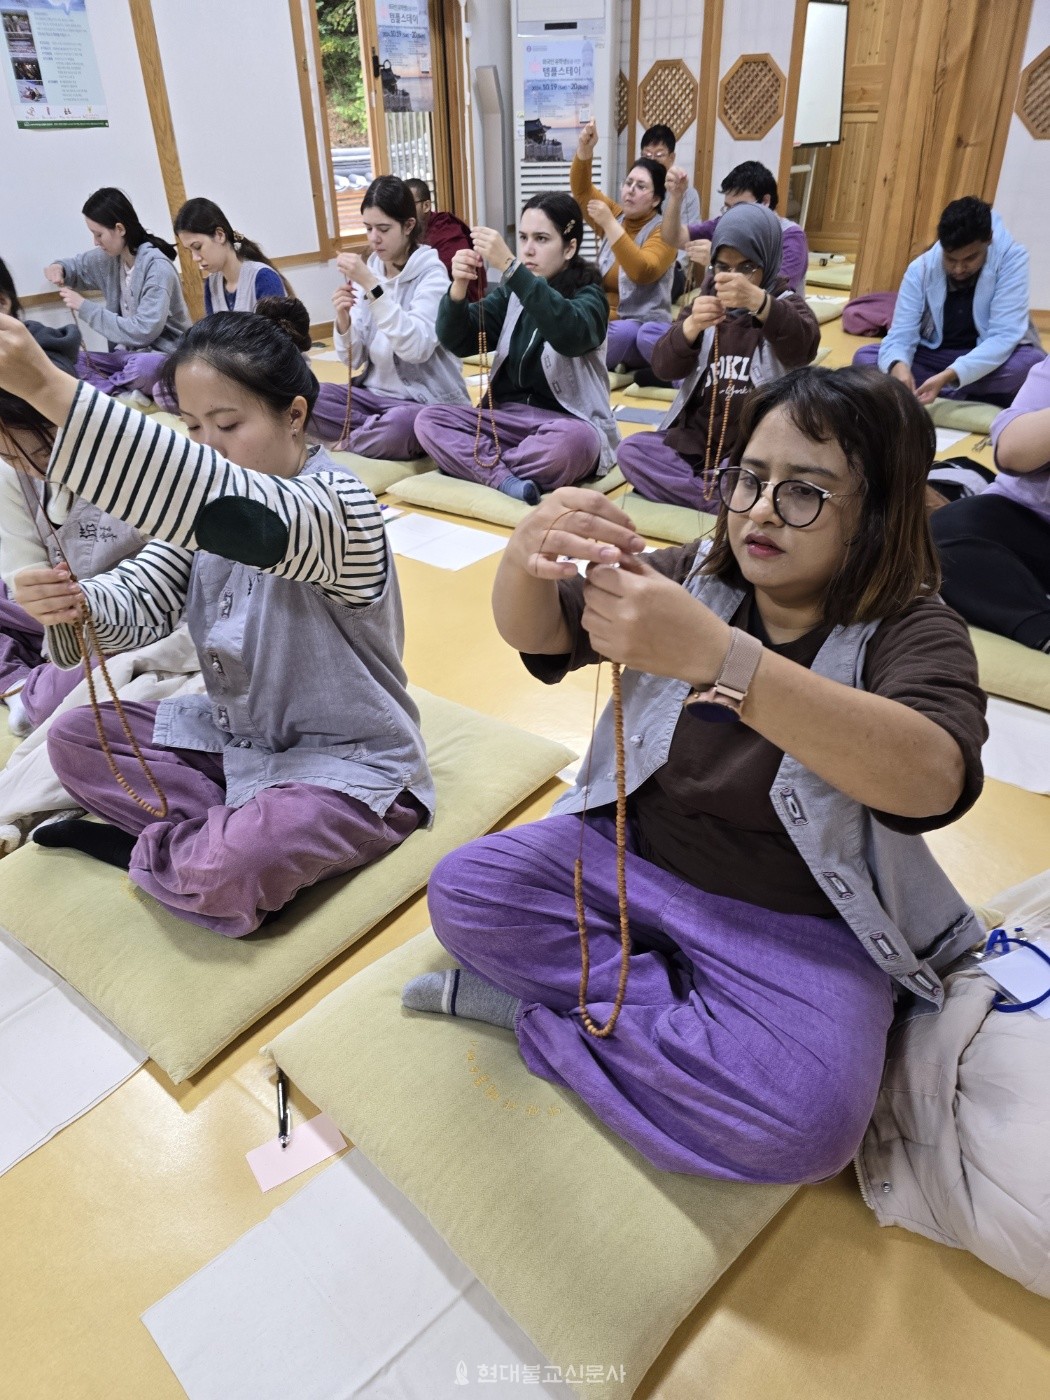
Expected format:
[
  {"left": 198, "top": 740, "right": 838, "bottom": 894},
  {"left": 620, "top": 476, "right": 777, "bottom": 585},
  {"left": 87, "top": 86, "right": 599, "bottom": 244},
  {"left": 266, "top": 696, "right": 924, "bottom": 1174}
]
[
  {"left": 716, "top": 465, "right": 856, "bottom": 528},
  {"left": 622, "top": 179, "right": 654, "bottom": 194},
  {"left": 710, "top": 259, "right": 759, "bottom": 277}
]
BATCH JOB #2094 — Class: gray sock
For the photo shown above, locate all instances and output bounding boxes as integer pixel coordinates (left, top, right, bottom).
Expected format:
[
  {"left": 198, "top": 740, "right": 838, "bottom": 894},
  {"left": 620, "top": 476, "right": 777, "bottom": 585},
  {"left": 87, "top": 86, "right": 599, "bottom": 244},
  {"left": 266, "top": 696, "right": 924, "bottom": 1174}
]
[{"left": 401, "top": 968, "right": 520, "bottom": 1030}]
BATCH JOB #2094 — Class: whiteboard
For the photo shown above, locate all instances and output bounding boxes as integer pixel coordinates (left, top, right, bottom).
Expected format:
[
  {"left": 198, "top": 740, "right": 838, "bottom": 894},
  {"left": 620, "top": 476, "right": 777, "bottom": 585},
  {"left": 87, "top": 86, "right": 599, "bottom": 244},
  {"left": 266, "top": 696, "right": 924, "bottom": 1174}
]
[{"left": 794, "top": 1, "right": 848, "bottom": 146}]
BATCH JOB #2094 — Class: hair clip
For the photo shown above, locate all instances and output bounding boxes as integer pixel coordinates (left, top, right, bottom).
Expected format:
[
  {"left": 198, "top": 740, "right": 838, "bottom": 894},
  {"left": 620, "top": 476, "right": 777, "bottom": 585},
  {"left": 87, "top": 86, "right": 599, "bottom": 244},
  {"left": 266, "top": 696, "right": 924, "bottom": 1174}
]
[{"left": 564, "top": 218, "right": 577, "bottom": 234}]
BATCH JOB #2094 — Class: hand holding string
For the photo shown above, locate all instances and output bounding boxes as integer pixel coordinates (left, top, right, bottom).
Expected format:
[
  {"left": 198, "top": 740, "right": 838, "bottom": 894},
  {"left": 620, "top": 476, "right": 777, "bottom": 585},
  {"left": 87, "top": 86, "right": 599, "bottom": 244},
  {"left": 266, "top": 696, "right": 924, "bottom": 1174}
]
[
  {"left": 12, "top": 563, "right": 85, "bottom": 627},
  {"left": 44, "top": 262, "right": 65, "bottom": 286},
  {"left": 469, "top": 226, "right": 513, "bottom": 271},
  {"left": 508, "top": 487, "right": 645, "bottom": 581},
  {"left": 581, "top": 555, "right": 731, "bottom": 687},
  {"left": 335, "top": 251, "right": 372, "bottom": 288},
  {"left": 449, "top": 247, "right": 482, "bottom": 300},
  {"left": 56, "top": 286, "right": 86, "bottom": 313},
  {"left": 331, "top": 282, "right": 355, "bottom": 335}
]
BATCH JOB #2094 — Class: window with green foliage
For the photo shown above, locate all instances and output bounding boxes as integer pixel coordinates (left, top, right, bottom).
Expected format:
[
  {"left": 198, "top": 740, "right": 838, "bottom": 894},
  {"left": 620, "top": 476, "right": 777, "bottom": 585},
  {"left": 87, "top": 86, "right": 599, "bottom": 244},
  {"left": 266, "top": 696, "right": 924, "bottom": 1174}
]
[{"left": 317, "top": 0, "right": 367, "bottom": 146}]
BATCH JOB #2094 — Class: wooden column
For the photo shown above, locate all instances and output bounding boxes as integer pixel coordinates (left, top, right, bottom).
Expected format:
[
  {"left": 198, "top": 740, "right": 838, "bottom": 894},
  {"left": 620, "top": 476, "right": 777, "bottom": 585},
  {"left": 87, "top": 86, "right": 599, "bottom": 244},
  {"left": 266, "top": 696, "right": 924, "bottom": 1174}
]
[
  {"left": 625, "top": 0, "right": 641, "bottom": 158},
  {"left": 695, "top": 0, "right": 724, "bottom": 218},
  {"left": 852, "top": 0, "right": 1033, "bottom": 297},
  {"left": 126, "top": 0, "right": 203, "bottom": 320}
]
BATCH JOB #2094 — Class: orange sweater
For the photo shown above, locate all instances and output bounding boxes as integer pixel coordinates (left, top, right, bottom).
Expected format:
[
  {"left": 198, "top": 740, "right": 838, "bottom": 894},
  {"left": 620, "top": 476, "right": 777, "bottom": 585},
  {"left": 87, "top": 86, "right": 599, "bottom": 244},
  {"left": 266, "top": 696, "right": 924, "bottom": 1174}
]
[{"left": 571, "top": 155, "right": 677, "bottom": 318}]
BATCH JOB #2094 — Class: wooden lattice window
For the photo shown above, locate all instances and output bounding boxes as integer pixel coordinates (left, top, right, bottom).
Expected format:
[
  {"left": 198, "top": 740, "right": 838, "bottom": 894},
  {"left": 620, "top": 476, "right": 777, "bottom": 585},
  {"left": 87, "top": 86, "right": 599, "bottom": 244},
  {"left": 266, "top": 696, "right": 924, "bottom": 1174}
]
[
  {"left": 1017, "top": 45, "right": 1050, "bottom": 138},
  {"left": 616, "top": 70, "right": 629, "bottom": 134},
  {"left": 718, "top": 53, "right": 785, "bottom": 141},
  {"left": 637, "top": 59, "right": 698, "bottom": 137}
]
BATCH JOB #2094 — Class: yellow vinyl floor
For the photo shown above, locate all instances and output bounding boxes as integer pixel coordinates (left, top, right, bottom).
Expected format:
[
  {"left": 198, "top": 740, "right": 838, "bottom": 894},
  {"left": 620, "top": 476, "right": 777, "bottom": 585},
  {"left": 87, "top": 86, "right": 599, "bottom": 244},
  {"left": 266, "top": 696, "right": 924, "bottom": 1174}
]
[{"left": 4, "top": 316, "right": 1049, "bottom": 1398}]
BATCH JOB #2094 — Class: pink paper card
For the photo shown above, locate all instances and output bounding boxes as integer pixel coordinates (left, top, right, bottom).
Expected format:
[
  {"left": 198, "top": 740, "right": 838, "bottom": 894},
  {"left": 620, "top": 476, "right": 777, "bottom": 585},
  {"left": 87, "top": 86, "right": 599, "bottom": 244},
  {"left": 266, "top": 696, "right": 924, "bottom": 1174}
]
[{"left": 247, "top": 1112, "right": 348, "bottom": 1191}]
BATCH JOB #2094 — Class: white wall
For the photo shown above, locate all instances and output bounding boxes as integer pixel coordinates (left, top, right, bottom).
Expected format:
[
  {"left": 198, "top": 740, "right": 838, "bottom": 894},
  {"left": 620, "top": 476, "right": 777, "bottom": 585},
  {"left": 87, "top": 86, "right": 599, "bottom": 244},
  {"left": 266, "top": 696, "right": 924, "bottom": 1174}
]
[
  {"left": 0, "top": 0, "right": 340, "bottom": 330},
  {"left": 152, "top": 0, "right": 322, "bottom": 260},
  {"left": 993, "top": 0, "right": 1050, "bottom": 310},
  {"left": 0, "top": 1, "right": 170, "bottom": 315},
  {"left": 709, "top": 0, "right": 796, "bottom": 212}
]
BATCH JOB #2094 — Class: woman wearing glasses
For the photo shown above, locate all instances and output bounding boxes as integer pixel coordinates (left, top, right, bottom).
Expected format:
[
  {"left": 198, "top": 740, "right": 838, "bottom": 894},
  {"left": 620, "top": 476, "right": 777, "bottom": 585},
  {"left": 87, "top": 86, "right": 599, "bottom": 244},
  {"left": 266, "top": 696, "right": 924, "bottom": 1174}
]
[
  {"left": 402, "top": 365, "right": 988, "bottom": 1183},
  {"left": 570, "top": 119, "right": 678, "bottom": 370},
  {"left": 617, "top": 203, "right": 820, "bottom": 509}
]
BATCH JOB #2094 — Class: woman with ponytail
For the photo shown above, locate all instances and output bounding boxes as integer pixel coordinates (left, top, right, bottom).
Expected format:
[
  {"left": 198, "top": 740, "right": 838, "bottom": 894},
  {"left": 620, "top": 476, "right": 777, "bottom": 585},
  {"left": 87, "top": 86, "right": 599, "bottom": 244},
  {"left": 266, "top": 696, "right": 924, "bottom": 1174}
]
[
  {"left": 414, "top": 191, "right": 619, "bottom": 504},
  {"left": 173, "top": 197, "right": 288, "bottom": 315},
  {"left": 43, "top": 187, "right": 190, "bottom": 395}
]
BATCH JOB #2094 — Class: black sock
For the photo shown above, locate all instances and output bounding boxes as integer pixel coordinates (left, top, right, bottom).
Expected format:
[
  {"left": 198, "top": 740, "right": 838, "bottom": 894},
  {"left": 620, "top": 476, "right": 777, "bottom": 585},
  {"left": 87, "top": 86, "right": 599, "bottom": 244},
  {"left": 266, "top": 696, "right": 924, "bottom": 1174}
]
[{"left": 33, "top": 818, "right": 137, "bottom": 870}]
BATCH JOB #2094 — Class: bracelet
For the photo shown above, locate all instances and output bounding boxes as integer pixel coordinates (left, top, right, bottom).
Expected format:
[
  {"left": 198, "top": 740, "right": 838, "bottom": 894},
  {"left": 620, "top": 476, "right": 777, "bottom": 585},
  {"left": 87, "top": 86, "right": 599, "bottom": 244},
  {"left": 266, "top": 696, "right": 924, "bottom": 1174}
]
[
  {"left": 757, "top": 290, "right": 771, "bottom": 318},
  {"left": 685, "top": 627, "right": 764, "bottom": 724}
]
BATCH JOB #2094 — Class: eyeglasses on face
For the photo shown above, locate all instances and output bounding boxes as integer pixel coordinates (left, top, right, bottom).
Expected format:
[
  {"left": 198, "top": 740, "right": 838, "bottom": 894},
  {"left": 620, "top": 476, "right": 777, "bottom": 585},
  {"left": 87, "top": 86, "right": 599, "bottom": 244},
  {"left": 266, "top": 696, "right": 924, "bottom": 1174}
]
[
  {"left": 716, "top": 465, "right": 855, "bottom": 528},
  {"left": 710, "top": 258, "right": 759, "bottom": 277},
  {"left": 622, "top": 178, "right": 654, "bottom": 195}
]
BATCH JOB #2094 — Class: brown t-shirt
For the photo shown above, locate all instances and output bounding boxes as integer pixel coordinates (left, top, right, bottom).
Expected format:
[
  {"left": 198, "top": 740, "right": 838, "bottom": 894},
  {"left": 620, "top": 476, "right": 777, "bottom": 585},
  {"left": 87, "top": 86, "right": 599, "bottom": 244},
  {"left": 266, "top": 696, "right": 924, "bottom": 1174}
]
[{"left": 522, "top": 542, "right": 987, "bottom": 917}]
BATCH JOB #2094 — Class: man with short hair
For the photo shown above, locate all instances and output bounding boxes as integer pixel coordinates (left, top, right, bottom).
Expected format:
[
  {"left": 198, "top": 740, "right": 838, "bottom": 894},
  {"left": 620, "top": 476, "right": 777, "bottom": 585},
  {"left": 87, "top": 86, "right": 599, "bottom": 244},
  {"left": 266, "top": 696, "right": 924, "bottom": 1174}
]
[
  {"left": 639, "top": 124, "right": 701, "bottom": 233},
  {"left": 662, "top": 159, "right": 809, "bottom": 294},
  {"left": 406, "top": 178, "right": 481, "bottom": 301},
  {"left": 852, "top": 196, "right": 1044, "bottom": 406}
]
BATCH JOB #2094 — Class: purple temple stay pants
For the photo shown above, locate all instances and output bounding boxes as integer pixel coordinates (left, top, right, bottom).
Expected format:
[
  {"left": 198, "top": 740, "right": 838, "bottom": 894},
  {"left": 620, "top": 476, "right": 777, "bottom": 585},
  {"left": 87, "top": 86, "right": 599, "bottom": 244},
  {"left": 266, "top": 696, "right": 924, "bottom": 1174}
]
[
  {"left": 46, "top": 700, "right": 423, "bottom": 937},
  {"left": 617, "top": 430, "right": 721, "bottom": 512},
  {"left": 633, "top": 320, "right": 676, "bottom": 368},
  {"left": 606, "top": 318, "right": 651, "bottom": 370},
  {"left": 413, "top": 402, "right": 602, "bottom": 492},
  {"left": 427, "top": 814, "right": 894, "bottom": 1181},
  {"left": 75, "top": 348, "right": 172, "bottom": 401},
  {"left": 851, "top": 341, "right": 1047, "bottom": 407},
  {"left": 0, "top": 585, "right": 84, "bottom": 729},
  {"left": 310, "top": 383, "right": 429, "bottom": 459}
]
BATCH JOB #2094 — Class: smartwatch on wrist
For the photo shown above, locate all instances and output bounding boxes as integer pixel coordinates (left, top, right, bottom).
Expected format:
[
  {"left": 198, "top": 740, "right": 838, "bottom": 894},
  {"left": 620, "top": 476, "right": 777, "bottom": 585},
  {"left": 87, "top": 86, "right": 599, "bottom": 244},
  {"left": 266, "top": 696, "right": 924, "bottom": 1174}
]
[
  {"left": 367, "top": 283, "right": 385, "bottom": 301},
  {"left": 685, "top": 628, "right": 764, "bottom": 724}
]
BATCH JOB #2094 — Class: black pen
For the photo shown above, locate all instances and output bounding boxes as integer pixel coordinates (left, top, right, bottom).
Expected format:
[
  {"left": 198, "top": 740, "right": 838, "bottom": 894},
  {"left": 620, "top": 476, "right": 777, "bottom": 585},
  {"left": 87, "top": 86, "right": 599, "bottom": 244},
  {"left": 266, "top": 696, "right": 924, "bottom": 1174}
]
[{"left": 276, "top": 1069, "right": 291, "bottom": 1149}]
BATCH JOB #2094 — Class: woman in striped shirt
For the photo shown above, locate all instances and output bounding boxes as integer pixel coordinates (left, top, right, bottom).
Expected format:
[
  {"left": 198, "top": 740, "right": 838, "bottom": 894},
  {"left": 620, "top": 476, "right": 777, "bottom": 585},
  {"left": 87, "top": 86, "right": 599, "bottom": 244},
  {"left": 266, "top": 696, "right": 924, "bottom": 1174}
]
[{"left": 0, "top": 310, "right": 433, "bottom": 937}]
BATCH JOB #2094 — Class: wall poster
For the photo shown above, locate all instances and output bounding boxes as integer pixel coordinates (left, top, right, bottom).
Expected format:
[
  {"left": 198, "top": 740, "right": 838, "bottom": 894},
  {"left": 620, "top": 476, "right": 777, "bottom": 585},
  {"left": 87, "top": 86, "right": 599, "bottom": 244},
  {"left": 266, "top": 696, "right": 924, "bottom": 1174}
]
[
  {"left": 2, "top": 0, "right": 107, "bottom": 129},
  {"left": 375, "top": 0, "right": 433, "bottom": 114},
  {"left": 522, "top": 38, "right": 594, "bottom": 162}
]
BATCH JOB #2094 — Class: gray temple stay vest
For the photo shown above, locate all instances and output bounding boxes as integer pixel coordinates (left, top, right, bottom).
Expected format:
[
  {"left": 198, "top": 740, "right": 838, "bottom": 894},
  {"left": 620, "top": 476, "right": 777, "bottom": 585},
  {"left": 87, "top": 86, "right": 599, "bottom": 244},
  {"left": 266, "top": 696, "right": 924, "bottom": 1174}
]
[{"left": 152, "top": 447, "right": 434, "bottom": 817}]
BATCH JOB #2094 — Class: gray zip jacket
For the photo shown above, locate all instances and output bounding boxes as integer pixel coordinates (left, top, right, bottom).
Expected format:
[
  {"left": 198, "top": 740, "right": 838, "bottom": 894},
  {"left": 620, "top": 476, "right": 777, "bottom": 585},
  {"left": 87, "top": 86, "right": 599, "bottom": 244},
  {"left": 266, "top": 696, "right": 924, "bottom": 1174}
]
[
  {"left": 58, "top": 243, "right": 191, "bottom": 352},
  {"left": 488, "top": 295, "right": 620, "bottom": 475},
  {"left": 597, "top": 214, "right": 674, "bottom": 324},
  {"left": 550, "top": 571, "right": 984, "bottom": 1006}
]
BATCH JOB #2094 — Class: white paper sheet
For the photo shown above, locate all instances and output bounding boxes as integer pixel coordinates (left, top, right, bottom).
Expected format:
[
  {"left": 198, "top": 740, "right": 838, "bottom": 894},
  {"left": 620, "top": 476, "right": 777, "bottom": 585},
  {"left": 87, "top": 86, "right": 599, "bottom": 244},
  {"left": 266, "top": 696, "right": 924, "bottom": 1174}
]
[
  {"left": 982, "top": 695, "right": 1050, "bottom": 794},
  {"left": 384, "top": 514, "right": 506, "bottom": 571},
  {"left": 0, "top": 928, "right": 146, "bottom": 1175},
  {"left": 143, "top": 1151, "right": 565, "bottom": 1400},
  {"left": 933, "top": 427, "right": 970, "bottom": 453},
  {"left": 309, "top": 350, "right": 345, "bottom": 363}
]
